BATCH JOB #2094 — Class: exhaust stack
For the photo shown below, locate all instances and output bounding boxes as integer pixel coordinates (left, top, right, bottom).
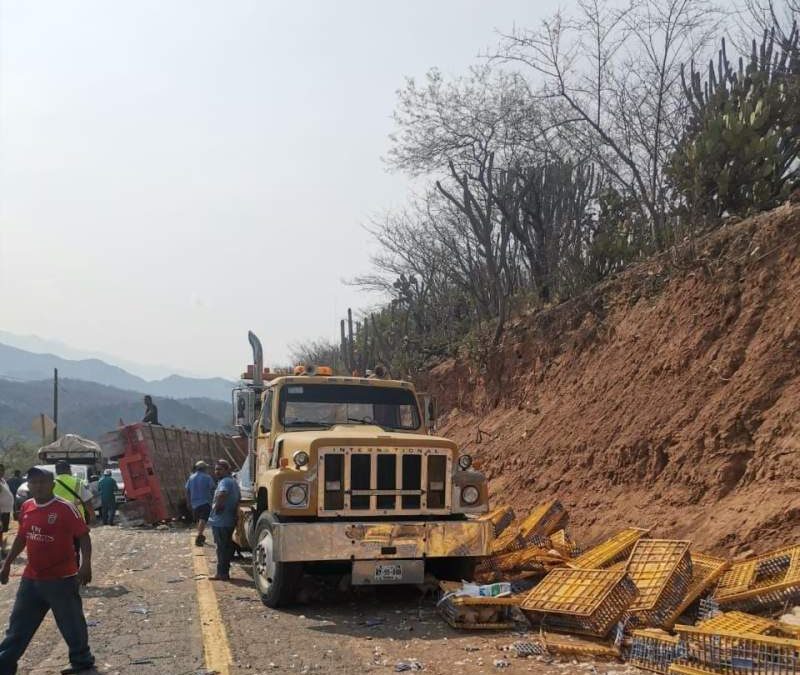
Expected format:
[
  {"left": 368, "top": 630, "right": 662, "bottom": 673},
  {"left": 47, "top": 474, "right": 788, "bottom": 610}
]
[{"left": 248, "top": 331, "right": 264, "bottom": 386}]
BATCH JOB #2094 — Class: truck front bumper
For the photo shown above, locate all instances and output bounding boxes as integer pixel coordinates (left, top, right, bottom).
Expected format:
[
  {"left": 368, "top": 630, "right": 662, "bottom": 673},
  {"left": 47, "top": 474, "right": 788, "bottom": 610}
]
[{"left": 271, "top": 519, "right": 493, "bottom": 563}]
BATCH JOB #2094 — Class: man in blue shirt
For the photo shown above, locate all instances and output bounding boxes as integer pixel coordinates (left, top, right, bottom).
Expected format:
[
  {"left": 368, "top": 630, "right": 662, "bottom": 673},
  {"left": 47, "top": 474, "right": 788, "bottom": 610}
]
[
  {"left": 185, "top": 461, "right": 215, "bottom": 547},
  {"left": 207, "top": 459, "right": 241, "bottom": 581}
]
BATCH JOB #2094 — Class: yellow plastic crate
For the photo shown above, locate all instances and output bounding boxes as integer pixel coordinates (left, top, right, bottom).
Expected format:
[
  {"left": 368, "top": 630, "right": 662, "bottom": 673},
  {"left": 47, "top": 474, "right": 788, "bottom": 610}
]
[
  {"left": 521, "top": 567, "right": 638, "bottom": 637},
  {"left": 675, "top": 624, "right": 800, "bottom": 674},
  {"left": 714, "top": 545, "right": 800, "bottom": 612},
  {"left": 477, "top": 505, "right": 516, "bottom": 538},
  {"left": 664, "top": 551, "right": 729, "bottom": 628},
  {"left": 436, "top": 581, "right": 520, "bottom": 630},
  {"left": 567, "top": 527, "right": 650, "bottom": 570},
  {"left": 629, "top": 629, "right": 686, "bottom": 674},
  {"left": 517, "top": 499, "right": 568, "bottom": 540},
  {"left": 538, "top": 632, "right": 620, "bottom": 659},
  {"left": 698, "top": 611, "right": 776, "bottom": 635},
  {"left": 551, "top": 529, "right": 582, "bottom": 557},
  {"left": 627, "top": 539, "right": 693, "bottom": 628},
  {"left": 667, "top": 662, "right": 723, "bottom": 674}
]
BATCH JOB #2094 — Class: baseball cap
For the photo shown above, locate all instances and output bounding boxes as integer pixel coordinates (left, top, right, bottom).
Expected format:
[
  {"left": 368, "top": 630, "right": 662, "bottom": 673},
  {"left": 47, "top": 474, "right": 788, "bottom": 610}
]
[
  {"left": 26, "top": 466, "right": 54, "bottom": 479},
  {"left": 194, "top": 460, "right": 209, "bottom": 469}
]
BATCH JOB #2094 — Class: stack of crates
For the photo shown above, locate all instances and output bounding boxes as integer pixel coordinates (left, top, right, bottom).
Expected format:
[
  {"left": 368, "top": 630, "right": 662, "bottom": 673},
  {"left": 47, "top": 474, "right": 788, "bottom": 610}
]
[
  {"left": 626, "top": 540, "right": 694, "bottom": 629},
  {"left": 629, "top": 629, "right": 686, "bottom": 673},
  {"left": 714, "top": 545, "right": 800, "bottom": 612},
  {"left": 520, "top": 567, "right": 639, "bottom": 638},
  {"left": 697, "top": 610, "right": 777, "bottom": 635},
  {"left": 517, "top": 499, "right": 568, "bottom": 542},
  {"left": 567, "top": 527, "right": 651, "bottom": 570},
  {"left": 674, "top": 624, "right": 800, "bottom": 674}
]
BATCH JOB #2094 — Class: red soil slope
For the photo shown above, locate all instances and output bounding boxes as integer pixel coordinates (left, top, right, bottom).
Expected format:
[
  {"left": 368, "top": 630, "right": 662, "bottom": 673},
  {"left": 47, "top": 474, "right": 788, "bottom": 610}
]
[{"left": 423, "top": 203, "right": 800, "bottom": 556}]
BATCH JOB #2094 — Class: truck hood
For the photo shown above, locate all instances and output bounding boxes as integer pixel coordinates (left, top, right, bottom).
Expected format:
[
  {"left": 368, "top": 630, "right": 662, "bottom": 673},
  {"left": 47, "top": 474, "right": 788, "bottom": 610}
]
[{"left": 276, "top": 425, "right": 458, "bottom": 452}]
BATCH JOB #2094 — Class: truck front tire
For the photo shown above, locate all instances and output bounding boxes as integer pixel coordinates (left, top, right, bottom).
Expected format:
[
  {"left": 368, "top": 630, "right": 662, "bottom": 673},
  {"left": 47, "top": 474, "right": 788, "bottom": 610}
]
[{"left": 253, "top": 512, "right": 303, "bottom": 607}]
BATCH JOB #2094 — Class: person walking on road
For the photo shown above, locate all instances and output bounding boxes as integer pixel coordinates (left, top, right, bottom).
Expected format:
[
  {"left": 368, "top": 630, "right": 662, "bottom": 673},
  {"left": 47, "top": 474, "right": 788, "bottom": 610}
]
[
  {"left": 185, "top": 461, "right": 215, "bottom": 547},
  {"left": 0, "top": 466, "right": 95, "bottom": 675},
  {"left": 142, "top": 395, "right": 160, "bottom": 425},
  {"left": 0, "top": 465, "right": 14, "bottom": 558},
  {"left": 97, "top": 469, "right": 118, "bottom": 526},
  {"left": 208, "top": 459, "right": 240, "bottom": 581}
]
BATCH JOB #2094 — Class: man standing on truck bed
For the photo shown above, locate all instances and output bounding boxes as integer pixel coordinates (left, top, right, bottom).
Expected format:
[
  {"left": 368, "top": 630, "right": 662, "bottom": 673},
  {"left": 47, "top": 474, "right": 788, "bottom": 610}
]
[
  {"left": 0, "top": 466, "right": 95, "bottom": 675},
  {"left": 185, "top": 461, "right": 214, "bottom": 547},
  {"left": 142, "top": 395, "right": 160, "bottom": 425},
  {"left": 207, "top": 459, "right": 240, "bottom": 581}
]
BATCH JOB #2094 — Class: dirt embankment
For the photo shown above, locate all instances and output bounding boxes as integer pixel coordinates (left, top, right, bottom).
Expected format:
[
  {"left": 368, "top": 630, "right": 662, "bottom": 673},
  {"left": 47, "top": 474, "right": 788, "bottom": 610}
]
[{"left": 423, "top": 203, "right": 800, "bottom": 556}]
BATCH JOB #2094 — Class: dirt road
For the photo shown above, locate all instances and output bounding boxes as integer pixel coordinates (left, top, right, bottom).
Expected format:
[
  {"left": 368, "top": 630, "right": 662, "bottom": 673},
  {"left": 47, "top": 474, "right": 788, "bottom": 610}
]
[{"left": 0, "top": 526, "right": 641, "bottom": 675}]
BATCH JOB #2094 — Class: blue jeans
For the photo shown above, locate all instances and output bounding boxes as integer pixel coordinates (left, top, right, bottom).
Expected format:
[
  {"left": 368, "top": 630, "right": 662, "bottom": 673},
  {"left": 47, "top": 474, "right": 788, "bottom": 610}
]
[
  {"left": 212, "top": 526, "right": 235, "bottom": 578},
  {"left": 0, "top": 576, "right": 94, "bottom": 674}
]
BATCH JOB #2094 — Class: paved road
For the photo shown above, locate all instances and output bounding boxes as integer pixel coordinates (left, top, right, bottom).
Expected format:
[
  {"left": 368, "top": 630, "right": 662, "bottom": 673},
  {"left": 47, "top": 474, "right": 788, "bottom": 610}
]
[{"left": 0, "top": 526, "right": 640, "bottom": 675}]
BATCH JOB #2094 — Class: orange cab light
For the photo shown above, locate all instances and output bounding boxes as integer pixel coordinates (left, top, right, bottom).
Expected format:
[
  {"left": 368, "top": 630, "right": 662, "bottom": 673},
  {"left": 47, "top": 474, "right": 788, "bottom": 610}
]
[
  {"left": 293, "top": 365, "right": 306, "bottom": 375},
  {"left": 316, "top": 366, "right": 333, "bottom": 376}
]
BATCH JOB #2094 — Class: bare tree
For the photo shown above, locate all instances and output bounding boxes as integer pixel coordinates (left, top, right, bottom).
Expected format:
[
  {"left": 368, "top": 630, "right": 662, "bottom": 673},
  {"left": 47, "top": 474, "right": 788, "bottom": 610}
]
[{"left": 494, "top": 0, "right": 723, "bottom": 249}]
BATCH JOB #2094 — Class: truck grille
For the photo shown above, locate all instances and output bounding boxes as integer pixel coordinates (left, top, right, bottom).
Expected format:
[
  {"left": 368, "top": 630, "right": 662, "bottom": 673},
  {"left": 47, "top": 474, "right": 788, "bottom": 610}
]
[{"left": 317, "top": 447, "right": 452, "bottom": 516}]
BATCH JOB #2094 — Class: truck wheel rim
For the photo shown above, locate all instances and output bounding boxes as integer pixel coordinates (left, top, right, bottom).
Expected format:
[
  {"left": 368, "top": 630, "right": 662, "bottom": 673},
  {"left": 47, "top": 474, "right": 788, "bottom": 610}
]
[{"left": 255, "top": 528, "right": 276, "bottom": 591}]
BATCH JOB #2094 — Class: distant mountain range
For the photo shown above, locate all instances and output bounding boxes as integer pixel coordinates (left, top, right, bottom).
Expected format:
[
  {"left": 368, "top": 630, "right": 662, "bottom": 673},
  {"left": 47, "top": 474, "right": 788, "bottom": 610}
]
[
  {"left": 0, "top": 342, "right": 234, "bottom": 401},
  {"left": 0, "top": 377, "right": 231, "bottom": 441}
]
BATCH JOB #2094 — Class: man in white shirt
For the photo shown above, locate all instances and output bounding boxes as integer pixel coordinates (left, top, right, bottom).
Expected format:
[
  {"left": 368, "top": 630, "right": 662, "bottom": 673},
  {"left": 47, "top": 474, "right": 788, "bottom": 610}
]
[{"left": 0, "top": 465, "right": 15, "bottom": 558}]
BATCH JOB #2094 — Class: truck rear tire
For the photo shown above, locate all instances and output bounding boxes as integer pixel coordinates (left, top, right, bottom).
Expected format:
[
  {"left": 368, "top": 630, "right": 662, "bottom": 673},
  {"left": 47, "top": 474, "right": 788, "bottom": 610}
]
[{"left": 253, "top": 512, "right": 303, "bottom": 607}]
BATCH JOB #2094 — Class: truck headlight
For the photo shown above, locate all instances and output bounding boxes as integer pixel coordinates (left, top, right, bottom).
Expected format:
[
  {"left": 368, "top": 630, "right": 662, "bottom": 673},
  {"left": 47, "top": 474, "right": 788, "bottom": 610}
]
[
  {"left": 293, "top": 450, "right": 309, "bottom": 468},
  {"left": 461, "top": 485, "right": 479, "bottom": 505},
  {"left": 285, "top": 483, "right": 308, "bottom": 506},
  {"left": 458, "top": 454, "right": 472, "bottom": 470}
]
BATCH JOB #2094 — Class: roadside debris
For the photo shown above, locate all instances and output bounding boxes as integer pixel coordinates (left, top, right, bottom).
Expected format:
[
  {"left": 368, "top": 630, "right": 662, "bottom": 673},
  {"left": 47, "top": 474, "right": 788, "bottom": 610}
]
[{"left": 439, "top": 499, "right": 800, "bottom": 674}]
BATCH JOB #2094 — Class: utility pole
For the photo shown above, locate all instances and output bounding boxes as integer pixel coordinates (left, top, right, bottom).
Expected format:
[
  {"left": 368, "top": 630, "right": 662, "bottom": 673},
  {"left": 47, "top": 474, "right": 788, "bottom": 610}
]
[{"left": 53, "top": 368, "right": 58, "bottom": 442}]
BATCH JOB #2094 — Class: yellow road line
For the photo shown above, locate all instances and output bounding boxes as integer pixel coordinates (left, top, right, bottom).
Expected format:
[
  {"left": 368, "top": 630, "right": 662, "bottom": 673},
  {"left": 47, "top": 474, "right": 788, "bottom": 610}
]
[{"left": 192, "top": 536, "right": 233, "bottom": 675}]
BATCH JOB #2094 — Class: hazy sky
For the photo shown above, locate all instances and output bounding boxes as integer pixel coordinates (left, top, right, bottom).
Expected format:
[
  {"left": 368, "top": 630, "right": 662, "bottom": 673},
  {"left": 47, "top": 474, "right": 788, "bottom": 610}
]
[{"left": 0, "top": 1, "right": 557, "bottom": 378}]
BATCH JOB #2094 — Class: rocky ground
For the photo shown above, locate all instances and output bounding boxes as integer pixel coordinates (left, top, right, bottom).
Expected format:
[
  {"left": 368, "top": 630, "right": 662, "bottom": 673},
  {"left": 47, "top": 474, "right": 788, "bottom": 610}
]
[{"left": 0, "top": 525, "right": 643, "bottom": 675}]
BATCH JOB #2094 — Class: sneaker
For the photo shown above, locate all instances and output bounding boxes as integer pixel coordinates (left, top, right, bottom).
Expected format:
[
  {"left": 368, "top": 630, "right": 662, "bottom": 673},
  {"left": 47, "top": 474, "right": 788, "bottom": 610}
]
[{"left": 195, "top": 535, "right": 205, "bottom": 547}]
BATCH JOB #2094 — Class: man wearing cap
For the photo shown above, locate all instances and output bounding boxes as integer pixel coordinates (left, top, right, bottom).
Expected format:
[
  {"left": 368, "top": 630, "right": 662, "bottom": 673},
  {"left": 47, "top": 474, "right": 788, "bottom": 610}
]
[
  {"left": 0, "top": 466, "right": 95, "bottom": 674},
  {"left": 97, "top": 469, "right": 118, "bottom": 526},
  {"left": 185, "top": 461, "right": 214, "bottom": 547},
  {"left": 208, "top": 459, "right": 241, "bottom": 581},
  {"left": 53, "top": 461, "right": 93, "bottom": 526}
]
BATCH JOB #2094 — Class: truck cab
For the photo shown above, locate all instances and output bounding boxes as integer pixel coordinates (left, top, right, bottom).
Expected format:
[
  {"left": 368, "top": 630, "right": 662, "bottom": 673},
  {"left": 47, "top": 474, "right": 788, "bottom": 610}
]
[{"left": 234, "top": 333, "right": 493, "bottom": 607}]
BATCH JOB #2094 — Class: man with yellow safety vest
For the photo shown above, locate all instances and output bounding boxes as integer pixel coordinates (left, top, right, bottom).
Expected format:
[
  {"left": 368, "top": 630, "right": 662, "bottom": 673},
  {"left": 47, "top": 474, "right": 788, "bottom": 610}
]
[{"left": 53, "top": 462, "right": 94, "bottom": 526}]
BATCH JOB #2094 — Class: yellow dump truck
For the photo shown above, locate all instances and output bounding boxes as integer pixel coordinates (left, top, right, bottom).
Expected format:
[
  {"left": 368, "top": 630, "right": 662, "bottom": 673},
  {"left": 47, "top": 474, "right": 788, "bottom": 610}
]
[{"left": 233, "top": 332, "right": 493, "bottom": 607}]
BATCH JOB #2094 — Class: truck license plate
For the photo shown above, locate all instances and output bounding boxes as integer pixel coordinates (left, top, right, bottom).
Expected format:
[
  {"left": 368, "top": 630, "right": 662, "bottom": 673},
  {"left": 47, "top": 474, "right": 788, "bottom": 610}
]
[{"left": 375, "top": 563, "right": 402, "bottom": 582}]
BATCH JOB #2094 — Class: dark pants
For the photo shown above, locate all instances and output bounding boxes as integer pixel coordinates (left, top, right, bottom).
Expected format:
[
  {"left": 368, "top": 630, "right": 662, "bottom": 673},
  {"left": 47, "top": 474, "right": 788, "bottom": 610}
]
[
  {"left": 0, "top": 576, "right": 94, "bottom": 674},
  {"left": 101, "top": 500, "right": 116, "bottom": 526},
  {"left": 212, "top": 526, "right": 235, "bottom": 578}
]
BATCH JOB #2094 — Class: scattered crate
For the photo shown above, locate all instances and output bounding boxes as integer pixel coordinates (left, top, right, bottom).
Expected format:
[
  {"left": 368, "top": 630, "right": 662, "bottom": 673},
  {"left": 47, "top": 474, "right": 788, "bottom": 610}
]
[
  {"left": 698, "top": 610, "right": 776, "bottom": 635},
  {"left": 567, "top": 527, "right": 651, "bottom": 570},
  {"left": 478, "top": 506, "right": 516, "bottom": 539},
  {"left": 475, "top": 545, "right": 566, "bottom": 581},
  {"left": 436, "top": 581, "right": 521, "bottom": 630},
  {"left": 664, "top": 552, "right": 729, "bottom": 628},
  {"left": 714, "top": 545, "right": 800, "bottom": 612},
  {"left": 628, "top": 629, "right": 686, "bottom": 674},
  {"left": 551, "top": 529, "right": 583, "bottom": 557},
  {"left": 521, "top": 567, "right": 639, "bottom": 638},
  {"left": 627, "top": 539, "right": 693, "bottom": 628},
  {"left": 538, "top": 632, "right": 621, "bottom": 659},
  {"left": 667, "top": 662, "right": 723, "bottom": 674},
  {"left": 675, "top": 624, "right": 800, "bottom": 674},
  {"left": 518, "top": 499, "right": 568, "bottom": 541}
]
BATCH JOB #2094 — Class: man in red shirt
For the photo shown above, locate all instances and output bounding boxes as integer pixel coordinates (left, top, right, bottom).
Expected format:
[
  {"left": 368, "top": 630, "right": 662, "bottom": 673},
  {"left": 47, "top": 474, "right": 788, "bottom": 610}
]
[{"left": 0, "top": 466, "right": 95, "bottom": 675}]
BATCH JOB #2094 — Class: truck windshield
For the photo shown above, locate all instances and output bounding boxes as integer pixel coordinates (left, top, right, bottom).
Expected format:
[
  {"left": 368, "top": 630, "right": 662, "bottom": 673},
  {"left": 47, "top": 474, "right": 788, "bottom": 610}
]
[{"left": 279, "top": 384, "right": 420, "bottom": 431}]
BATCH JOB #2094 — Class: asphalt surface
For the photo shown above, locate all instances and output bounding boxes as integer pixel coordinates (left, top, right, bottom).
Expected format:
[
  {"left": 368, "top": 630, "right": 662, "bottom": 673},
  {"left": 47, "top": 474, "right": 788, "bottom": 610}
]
[{"left": 0, "top": 525, "right": 643, "bottom": 675}]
